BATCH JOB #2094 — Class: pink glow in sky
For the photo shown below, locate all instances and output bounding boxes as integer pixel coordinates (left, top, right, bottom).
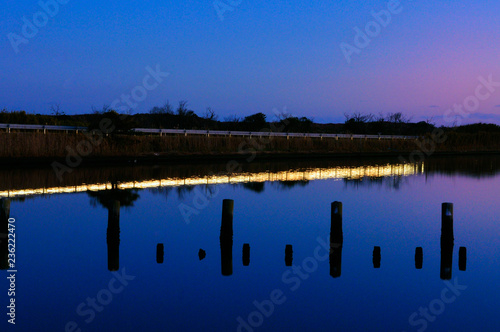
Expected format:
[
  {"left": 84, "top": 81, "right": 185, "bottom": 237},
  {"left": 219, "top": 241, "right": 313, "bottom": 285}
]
[{"left": 1, "top": 1, "right": 500, "bottom": 124}]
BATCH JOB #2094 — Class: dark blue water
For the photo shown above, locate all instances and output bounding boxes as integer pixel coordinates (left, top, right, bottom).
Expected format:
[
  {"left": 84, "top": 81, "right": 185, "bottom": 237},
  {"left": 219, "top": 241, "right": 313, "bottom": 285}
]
[{"left": 0, "top": 156, "right": 499, "bottom": 331}]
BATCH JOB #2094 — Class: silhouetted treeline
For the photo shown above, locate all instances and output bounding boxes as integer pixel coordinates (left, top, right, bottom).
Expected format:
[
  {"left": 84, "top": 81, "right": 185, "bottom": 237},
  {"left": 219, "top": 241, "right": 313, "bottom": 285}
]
[
  {"left": 343, "top": 112, "right": 435, "bottom": 135},
  {"left": 3, "top": 105, "right": 498, "bottom": 135},
  {"left": 0, "top": 109, "right": 81, "bottom": 126}
]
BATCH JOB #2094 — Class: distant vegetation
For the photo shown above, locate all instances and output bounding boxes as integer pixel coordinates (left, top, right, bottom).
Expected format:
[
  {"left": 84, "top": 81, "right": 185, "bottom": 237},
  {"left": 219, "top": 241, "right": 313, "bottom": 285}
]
[
  {"left": 1, "top": 103, "right": 499, "bottom": 136},
  {"left": 1, "top": 104, "right": 499, "bottom": 163}
]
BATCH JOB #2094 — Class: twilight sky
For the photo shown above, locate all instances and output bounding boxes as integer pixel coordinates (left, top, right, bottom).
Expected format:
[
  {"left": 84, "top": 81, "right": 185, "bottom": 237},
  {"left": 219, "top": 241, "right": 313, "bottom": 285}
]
[{"left": 2, "top": 0, "right": 500, "bottom": 124}]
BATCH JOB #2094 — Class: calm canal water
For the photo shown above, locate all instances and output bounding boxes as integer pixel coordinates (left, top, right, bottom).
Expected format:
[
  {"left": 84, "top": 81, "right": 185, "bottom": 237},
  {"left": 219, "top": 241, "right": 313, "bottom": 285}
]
[{"left": 0, "top": 156, "right": 499, "bottom": 332}]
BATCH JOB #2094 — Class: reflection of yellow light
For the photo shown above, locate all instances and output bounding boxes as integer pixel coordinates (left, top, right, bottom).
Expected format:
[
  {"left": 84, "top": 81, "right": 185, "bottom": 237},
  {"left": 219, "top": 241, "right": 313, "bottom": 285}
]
[{"left": 0, "top": 163, "right": 422, "bottom": 198}]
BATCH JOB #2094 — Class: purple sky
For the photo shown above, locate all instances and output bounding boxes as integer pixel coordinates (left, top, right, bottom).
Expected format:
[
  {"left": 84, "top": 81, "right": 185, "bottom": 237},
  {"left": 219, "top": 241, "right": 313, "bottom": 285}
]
[{"left": 2, "top": 0, "right": 500, "bottom": 124}]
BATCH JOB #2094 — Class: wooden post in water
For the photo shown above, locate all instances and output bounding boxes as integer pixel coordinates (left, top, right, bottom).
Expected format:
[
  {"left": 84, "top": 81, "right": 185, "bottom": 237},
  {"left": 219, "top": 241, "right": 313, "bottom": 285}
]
[
  {"left": 285, "top": 245, "right": 293, "bottom": 266},
  {"left": 441, "top": 203, "right": 454, "bottom": 238},
  {"left": 106, "top": 200, "right": 120, "bottom": 271},
  {"left": 329, "top": 243, "right": 342, "bottom": 278},
  {"left": 330, "top": 202, "right": 343, "bottom": 244},
  {"left": 440, "top": 202, "right": 454, "bottom": 280},
  {"left": 458, "top": 247, "right": 467, "bottom": 271},
  {"left": 0, "top": 199, "right": 10, "bottom": 270},
  {"left": 198, "top": 249, "right": 206, "bottom": 260},
  {"left": 330, "top": 201, "right": 343, "bottom": 278},
  {"left": 373, "top": 246, "right": 381, "bottom": 268},
  {"left": 242, "top": 243, "right": 250, "bottom": 266},
  {"left": 156, "top": 244, "right": 164, "bottom": 264},
  {"left": 0, "top": 199, "right": 9, "bottom": 223},
  {"left": 220, "top": 199, "right": 234, "bottom": 276},
  {"left": 415, "top": 247, "right": 423, "bottom": 269}
]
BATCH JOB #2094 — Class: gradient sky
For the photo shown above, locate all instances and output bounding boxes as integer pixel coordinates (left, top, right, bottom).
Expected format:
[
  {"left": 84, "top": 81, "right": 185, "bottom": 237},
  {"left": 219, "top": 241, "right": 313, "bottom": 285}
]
[{"left": 2, "top": 0, "right": 500, "bottom": 124}]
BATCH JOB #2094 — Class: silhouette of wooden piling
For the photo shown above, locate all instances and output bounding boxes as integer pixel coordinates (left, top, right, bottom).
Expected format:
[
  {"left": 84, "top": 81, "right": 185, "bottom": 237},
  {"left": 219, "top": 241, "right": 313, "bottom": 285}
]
[
  {"left": 156, "top": 244, "right": 164, "bottom": 264},
  {"left": 220, "top": 199, "right": 234, "bottom": 276},
  {"left": 415, "top": 247, "right": 423, "bottom": 269},
  {"left": 329, "top": 244, "right": 342, "bottom": 278},
  {"left": 198, "top": 249, "right": 206, "bottom": 260},
  {"left": 458, "top": 247, "right": 466, "bottom": 271},
  {"left": 242, "top": 243, "right": 250, "bottom": 266},
  {"left": 0, "top": 199, "right": 10, "bottom": 270},
  {"left": 0, "top": 199, "right": 9, "bottom": 223},
  {"left": 330, "top": 201, "right": 343, "bottom": 277},
  {"left": 106, "top": 200, "right": 120, "bottom": 271},
  {"left": 285, "top": 245, "right": 293, "bottom": 266},
  {"left": 440, "top": 203, "right": 454, "bottom": 280},
  {"left": 330, "top": 202, "right": 343, "bottom": 245},
  {"left": 441, "top": 203, "right": 454, "bottom": 238},
  {"left": 373, "top": 246, "right": 381, "bottom": 268}
]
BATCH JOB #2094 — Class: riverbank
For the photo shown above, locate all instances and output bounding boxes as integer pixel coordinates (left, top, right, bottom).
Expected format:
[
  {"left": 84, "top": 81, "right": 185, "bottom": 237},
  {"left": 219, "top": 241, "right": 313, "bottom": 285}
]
[{"left": 1, "top": 132, "right": 499, "bottom": 167}]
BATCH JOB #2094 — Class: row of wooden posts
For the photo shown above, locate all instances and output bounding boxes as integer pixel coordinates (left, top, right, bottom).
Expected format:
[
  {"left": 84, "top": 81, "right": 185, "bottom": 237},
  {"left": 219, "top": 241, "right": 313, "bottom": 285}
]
[
  {"left": 0, "top": 198, "right": 467, "bottom": 279},
  {"left": 155, "top": 200, "right": 466, "bottom": 279}
]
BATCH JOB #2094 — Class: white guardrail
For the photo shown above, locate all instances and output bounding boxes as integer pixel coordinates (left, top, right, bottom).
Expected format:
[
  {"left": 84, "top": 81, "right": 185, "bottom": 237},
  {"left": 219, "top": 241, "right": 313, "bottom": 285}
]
[
  {"left": 133, "top": 128, "right": 418, "bottom": 140},
  {"left": 0, "top": 123, "right": 86, "bottom": 133},
  {"left": 0, "top": 123, "right": 418, "bottom": 140}
]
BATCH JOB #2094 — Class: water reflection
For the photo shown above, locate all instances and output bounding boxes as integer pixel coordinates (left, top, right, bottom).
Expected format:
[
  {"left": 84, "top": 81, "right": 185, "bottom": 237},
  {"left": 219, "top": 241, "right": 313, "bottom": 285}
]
[
  {"left": 175, "top": 186, "right": 195, "bottom": 200},
  {"left": 87, "top": 186, "right": 140, "bottom": 271},
  {"left": 329, "top": 245, "right": 342, "bottom": 278},
  {"left": 273, "top": 181, "right": 309, "bottom": 191},
  {"left": 415, "top": 247, "right": 423, "bottom": 269},
  {"left": 0, "top": 199, "right": 10, "bottom": 270},
  {"left": 0, "top": 157, "right": 485, "bottom": 277},
  {"left": 2, "top": 193, "right": 472, "bottom": 279},
  {"left": 285, "top": 245, "right": 293, "bottom": 266},
  {"left": 1, "top": 155, "right": 499, "bottom": 199},
  {"left": 157, "top": 244, "right": 164, "bottom": 264},
  {"left": 1, "top": 156, "right": 495, "bottom": 331},
  {"left": 0, "top": 156, "right": 500, "bottom": 197},
  {"left": 0, "top": 160, "right": 424, "bottom": 198},
  {"left": 330, "top": 201, "right": 343, "bottom": 278},
  {"left": 342, "top": 175, "right": 409, "bottom": 190},
  {"left": 440, "top": 203, "right": 454, "bottom": 280},
  {"left": 198, "top": 249, "right": 206, "bottom": 261},
  {"left": 241, "top": 182, "right": 265, "bottom": 193},
  {"left": 107, "top": 200, "right": 120, "bottom": 271},
  {"left": 425, "top": 154, "right": 500, "bottom": 178},
  {"left": 373, "top": 246, "right": 381, "bottom": 269},
  {"left": 220, "top": 199, "right": 234, "bottom": 276},
  {"left": 242, "top": 244, "right": 250, "bottom": 266},
  {"left": 459, "top": 247, "right": 467, "bottom": 271}
]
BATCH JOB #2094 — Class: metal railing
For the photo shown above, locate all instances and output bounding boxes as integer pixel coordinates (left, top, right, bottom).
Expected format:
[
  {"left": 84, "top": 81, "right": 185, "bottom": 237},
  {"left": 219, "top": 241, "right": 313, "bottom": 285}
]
[
  {"left": 131, "top": 128, "right": 418, "bottom": 140},
  {"left": 0, "top": 123, "right": 86, "bottom": 133},
  {"left": 0, "top": 123, "right": 418, "bottom": 140}
]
